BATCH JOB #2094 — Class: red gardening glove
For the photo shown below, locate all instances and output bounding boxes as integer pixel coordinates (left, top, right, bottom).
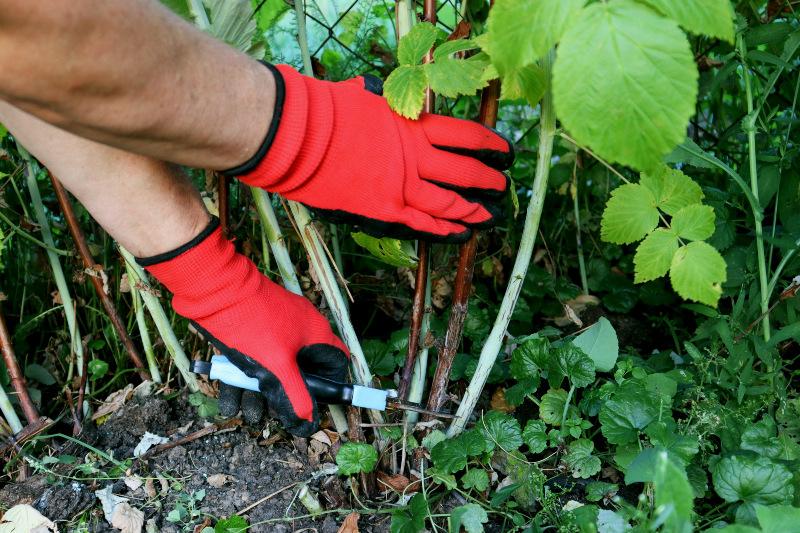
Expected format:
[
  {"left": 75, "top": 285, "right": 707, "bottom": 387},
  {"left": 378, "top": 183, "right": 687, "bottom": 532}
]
[
  {"left": 138, "top": 218, "right": 349, "bottom": 436},
  {"left": 223, "top": 64, "right": 514, "bottom": 242}
]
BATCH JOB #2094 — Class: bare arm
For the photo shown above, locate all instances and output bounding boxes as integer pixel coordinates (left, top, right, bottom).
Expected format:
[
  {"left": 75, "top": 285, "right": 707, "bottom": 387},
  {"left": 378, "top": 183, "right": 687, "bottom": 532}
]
[
  {"left": 0, "top": 101, "right": 209, "bottom": 257},
  {"left": 0, "top": 0, "right": 273, "bottom": 170}
]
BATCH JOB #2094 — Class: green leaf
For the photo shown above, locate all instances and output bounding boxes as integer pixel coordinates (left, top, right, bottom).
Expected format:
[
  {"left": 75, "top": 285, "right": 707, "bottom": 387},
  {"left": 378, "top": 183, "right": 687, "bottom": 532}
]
[
  {"left": 754, "top": 504, "right": 800, "bottom": 533},
  {"left": 422, "top": 430, "right": 447, "bottom": 451},
  {"left": 522, "top": 420, "right": 548, "bottom": 453},
  {"left": 479, "top": 411, "right": 522, "bottom": 452},
  {"left": 572, "top": 317, "right": 619, "bottom": 372},
  {"left": 0, "top": 123, "right": 7, "bottom": 140},
  {"left": 625, "top": 448, "right": 660, "bottom": 483},
  {"left": 485, "top": 0, "right": 587, "bottom": 76},
  {"left": 600, "top": 184, "right": 659, "bottom": 244},
  {"left": 671, "top": 205, "right": 716, "bottom": 241},
  {"left": 585, "top": 481, "right": 619, "bottom": 502},
  {"left": 539, "top": 388, "right": 571, "bottom": 426},
  {"left": 24, "top": 363, "right": 55, "bottom": 386},
  {"left": 392, "top": 493, "right": 428, "bottom": 533},
  {"left": 252, "top": 0, "right": 288, "bottom": 31},
  {"left": 88, "top": 359, "right": 110, "bottom": 380},
  {"left": 549, "top": 343, "right": 595, "bottom": 388},
  {"left": 505, "top": 378, "right": 539, "bottom": 407},
  {"left": 449, "top": 504, "right": 488, "bottom": 533},
  {"left": 215, "top": 515, "right": 248, "bottom": 533},
  {"left": 653, "top": 450, "right": 694, "bottom": 533},
  {"left": 553, "top": 0, "right": 698, "bottom": 171},
  {"left": 433, "top": 39, "right": 480, "bottom": 61},
  {"left": 669, "top": 241, "right": 727, "bottom": 306},
  {"left": 640, "top": 165, "right": 704, "bottom": 215},
  {"left": 510, "top": 336, "right": 549, "bottom": 380},
  {"left": 189, "top": 392, "right": 219, "bottom": 417},
  {"left": 634, "top": 229, "right": 679, "bottom": 283},
  {"left": 161, "top": 0, "right": 191, "bottom": 19},
  {"left": 599, "top": 381, "right": 660, "bottom": 444},
  {"left": 351, "top": 233, "right": 418, "bottom": 268},
  {"left": 398, "top": 22, "right": 439, "bottom": 66},
  {"left": 462, "top": 469, "right": 490, "bottom": 492},
  {"left": 460, "top": 430, "right": 488, "bottom": 457},
  {"left": 431, "top": 440, "right": 467, "bottom": 474},
  {"left": 384, "top": 65, "right": 428, "bottom": 119},
  {"left": 425, "top": 58, "right": 488, "bottom": 98},
  {"left": 336, "top": 442, "right": 378, "bottom": 476},
  {"left": 741, "top": 418, "right": 784, "bottom": 459},
  {"left": 500, "top": 64, "right": 547, "bottom": 106},
  {"left": 564, "top": 439, "right": 601, "bottom": 478},
  {"left": 205, "top": 0, "right": 259, "bottom": 54},
  {"left": 638, "top": 0, "right": 735, "bottom": 42},
  {"left": 712, "top": 455, "right": 794, "bottom": 505}
]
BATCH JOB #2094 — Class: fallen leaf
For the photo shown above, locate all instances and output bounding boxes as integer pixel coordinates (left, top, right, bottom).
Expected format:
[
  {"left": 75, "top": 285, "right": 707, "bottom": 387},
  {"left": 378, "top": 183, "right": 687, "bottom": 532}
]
[
  {"left": 95, "top": 485, "right": 129, "bottom": 523},
  {"left": 490, "top": 388, "right": 514, "bottom": 413},
  {"left": 337, "top": 512, "right": 360, "bottom": 533},
  {"left": 158, "top": 474, "right": 170, "bottom": 495},
  {"left": 562, "top": 500, "right": 584, "bottom": 512},
  {"left": 133, "top": 380, "right": 154, "bottom": 399},
  {"left": 124, "top": 476, "right": 143, "bottom": 492},
  {"left": 133, "top": 432, "right": 169, "bottom": 457},
  {"left": 143, "top": 479, "right": 157, "bottom": 498},
  {"left": 91, "top": 384, "right": 134, "bottom": 421},
  {"left": 311, "top": 430, "right": 332, "bottom": 446},
  {"left": 0, "top": 504, "right": 57, "bottom": 532},
  {"left": 207, "top": 474, "right": 229, "bottom": 488},
  {"left": 376, "top": 472, "right": 419, "bottom": 493},
  {"left": 111, "top": 502, "right": 144, "bottom": 533},
  {"left": 119, "top": 273, "right": 131, "bottom": 293}
]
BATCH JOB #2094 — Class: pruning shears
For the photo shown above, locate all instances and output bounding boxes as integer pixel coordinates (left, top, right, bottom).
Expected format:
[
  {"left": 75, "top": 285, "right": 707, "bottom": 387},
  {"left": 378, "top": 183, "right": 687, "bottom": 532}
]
[{"left": 190, "top": 355, "right": 454, "bottom": 419}]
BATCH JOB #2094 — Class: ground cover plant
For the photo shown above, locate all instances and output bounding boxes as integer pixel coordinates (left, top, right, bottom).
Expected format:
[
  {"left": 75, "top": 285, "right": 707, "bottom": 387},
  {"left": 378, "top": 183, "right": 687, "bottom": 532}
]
[{"left": 1, "top": 0, "right": 800, "bottom": 532}]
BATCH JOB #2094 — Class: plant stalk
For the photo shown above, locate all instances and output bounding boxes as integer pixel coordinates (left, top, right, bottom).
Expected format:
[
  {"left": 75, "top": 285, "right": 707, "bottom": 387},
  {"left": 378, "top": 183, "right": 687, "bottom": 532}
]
[
  {"left": 448, "top": 49, "right": 556, "bottom": 437},
  {"left": 572, "top": 166, "right": 589, "bottom": 294},
  {"left": 738, "top": 35, "right": 771, "bottom": 341},
  {"left": 251, "top": 189, "right": 302, "bottom": 294},
  {"left": 404, "top": 271, "right": 431, "bottom": 428},
  {"left": 0, "top": 301, "right": 39, "bottom": 424},
  {"left": 0, "top": 381, "right": 23, "bottom": 434},
  {"left": 24, "top": 159, "right": 85, "bottom": 377},
  {"left": 119, "top": 247, "right": 199, "bottom": 392},
  {"left": 49, "top": 172, "right": 150, "bottom": 380},
  {"left": 126, "top": 261, "right": 162, "bottom": 383}
]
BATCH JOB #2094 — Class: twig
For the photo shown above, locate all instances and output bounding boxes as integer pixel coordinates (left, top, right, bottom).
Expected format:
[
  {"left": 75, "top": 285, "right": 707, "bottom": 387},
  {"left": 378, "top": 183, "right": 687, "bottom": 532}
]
[
  {"left": 239, "top": 482, "right": 298, "bottom": 515},
  {"left": 141, "top": 417, "right": 242, "bottom": 458},
  {"left": 426, "top": 71, "right": 501, "bottom": 417},
  {"left": 0, "top": 302, "right": 38, "bottom": 424},
  {"left": 0, "top": 417, "right": 54, "bottom": 456},
  {"left": 48, "top": 172, "right": 150, "bottom": 380}
]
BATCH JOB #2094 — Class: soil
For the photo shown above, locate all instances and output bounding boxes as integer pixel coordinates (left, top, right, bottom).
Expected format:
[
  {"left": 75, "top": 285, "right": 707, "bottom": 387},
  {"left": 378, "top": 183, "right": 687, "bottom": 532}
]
[{"left": 0, "top": 391, "right": 387, "bottom": 532}]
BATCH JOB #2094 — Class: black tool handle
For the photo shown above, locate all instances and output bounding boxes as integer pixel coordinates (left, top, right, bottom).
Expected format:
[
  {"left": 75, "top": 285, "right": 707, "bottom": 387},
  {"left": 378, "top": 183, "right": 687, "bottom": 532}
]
[{"left": 304, "top": 374, "right": 354, "bottom": 405}]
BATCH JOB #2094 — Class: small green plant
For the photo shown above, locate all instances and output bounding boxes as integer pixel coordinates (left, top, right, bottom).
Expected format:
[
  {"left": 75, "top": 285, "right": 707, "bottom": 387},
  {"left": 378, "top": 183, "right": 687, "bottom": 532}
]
[{"left": 167, "top": 489, "right": 208, "bottom": 530}]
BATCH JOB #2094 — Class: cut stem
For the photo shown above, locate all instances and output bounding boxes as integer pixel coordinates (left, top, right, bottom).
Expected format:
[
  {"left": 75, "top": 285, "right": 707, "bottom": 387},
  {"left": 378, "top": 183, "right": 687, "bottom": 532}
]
[
  {"left": 0, "top": 302, "right": 38, "bottom": 425},
  {"left": 404, "top": 271, "right": 432, "bottom": 428},
  {"left": 448, "top": 49, "right": 557, "bottom": 437}
]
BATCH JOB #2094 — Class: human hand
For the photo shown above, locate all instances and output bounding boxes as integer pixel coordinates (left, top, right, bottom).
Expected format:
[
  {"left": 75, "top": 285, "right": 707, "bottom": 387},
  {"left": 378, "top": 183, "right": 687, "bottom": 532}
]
[{"left": 226, "top": 64, "right": 514, "bottom": 242}]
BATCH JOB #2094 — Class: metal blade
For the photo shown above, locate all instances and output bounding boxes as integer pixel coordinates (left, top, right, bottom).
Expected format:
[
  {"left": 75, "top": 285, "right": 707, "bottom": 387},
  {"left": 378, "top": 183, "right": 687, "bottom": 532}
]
[{"left": 386, "top": 400, "right": 456, "bottom": 419}]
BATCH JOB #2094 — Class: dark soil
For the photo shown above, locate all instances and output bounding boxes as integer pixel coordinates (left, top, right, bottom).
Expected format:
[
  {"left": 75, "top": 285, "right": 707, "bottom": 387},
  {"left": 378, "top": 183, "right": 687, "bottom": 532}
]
[{"left": 0, "top": 391, "right": 386, "bottom": 532}]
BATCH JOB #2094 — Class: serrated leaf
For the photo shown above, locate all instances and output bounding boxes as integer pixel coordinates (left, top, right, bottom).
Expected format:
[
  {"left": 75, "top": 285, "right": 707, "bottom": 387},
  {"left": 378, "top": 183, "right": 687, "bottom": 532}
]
[
  {"left": 431, "top": 440, "right": 467, "bottom": 474},
  {"left": 391, "top": 493, "right": 428, "bottom": 533},
  {"left": 539, "top": 388, "right": 570, "bottom": 426},
  {"left": 671, "top": 204, "right": 716, "bottom": 241},
  {"left": 351, "top": 232, "right": 418, "bottom": 268},
  {"left": 740, "top": 418, "right": 784, "bottom": 459},
  {"left": 669, "top": 241, "right": 727, "bottom": 306},
  {"left": 564, "top": 439, "right": 601, "bottom": 478},
  {"left": 553, "top": 0, "right": 698, "bottom": 171},
  {"left": 754, "top": 504, "right": 800, "bottom": 533},
  {"left": 433, "top": 39, "right": 479, "bottom": 61},
  {"left": 425, "top": 58, "right": 488, "bottom": 98},
  {"left": 505, "top": 378, "right": 539, "bottom": 407},
  {"left": 500, "top": 64, "right": 547, "bottom": 106},
  {"left": 480, "top": 411, "right": 522, "bottom": 452},
  {"left": 336, "top": 442, "right": 378, "bottom": 475},
  {"left": 572, "top": 317, "right": 619, "bottom": 372},
  {"left": 639, "top": 0, "right": 735, "bottom": 43},
  {"left": 215, "top": 514, "right": 248, "bottom": 533},
  {"left": 712, "top": 455, "right": 794, "bottom": 505},
  {"left": 485, "top": 0, "right": 587, "bottom": 76},
  {"left": 461, "top": 469, "right": 490, "bottom": 492},
  {"left": 634, "top": 228, "right": 679, "bottom": 283},
  {"left": 549, "top": 343, "right": 595, "bottom": 388},
  {"left": 599, "top": 381, "right": 660, "bottom": 444},
  {"left": 601, "top": 184, "right": 659, "bottom": 244},
  {"left": 450, "top": 504, "right": 488, "bottom": 533},
  {"left": 645, "top": 421, "right": 699, "bottom": 467},
  {"left": 384, "top": 65, "right": 428, "bottom": 119},
  {"left": 398, "top": 22, "right": 439, "bottom": 66},
  {"left": 585, "top": 481, "right": 619, "bottom": 502},
  {"left": 640, "top": 165, "right": 704, "bottom": 215},
  {"left": 522, "top": 420, "right": 548, "bottom": 453},
  {"left": 510, "top": 336, "right": 549, "bottom": 380}
]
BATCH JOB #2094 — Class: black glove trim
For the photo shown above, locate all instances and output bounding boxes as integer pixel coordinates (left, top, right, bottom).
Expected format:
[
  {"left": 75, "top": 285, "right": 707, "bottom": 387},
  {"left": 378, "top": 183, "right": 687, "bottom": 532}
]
[
  {"left": 135, "top": 217, "right": 220, "bottom": 267},
  {"left": 221, "top": 62, "right": 286, "bottom": 177}
]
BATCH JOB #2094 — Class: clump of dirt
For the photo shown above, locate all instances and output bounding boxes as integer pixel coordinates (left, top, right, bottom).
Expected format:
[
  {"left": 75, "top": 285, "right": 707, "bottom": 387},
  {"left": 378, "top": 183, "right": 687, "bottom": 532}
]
[{"left": 0, "top": 391, "right": 383, "bottom": 532}]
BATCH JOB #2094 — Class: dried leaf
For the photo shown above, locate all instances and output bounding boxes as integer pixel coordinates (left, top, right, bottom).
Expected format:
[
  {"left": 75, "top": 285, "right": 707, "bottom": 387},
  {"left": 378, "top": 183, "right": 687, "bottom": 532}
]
[
  {"left": 0, "top": 504, "right": 57, "bottom": 532},
  {"left": 111, "top": 502, "right": 144, "bottom": 533},
  {"left": 124, "top": 476, "right": 143, "bottom": 492},
  {"left": 337, "top": 512, "right": 360, "bottom": 533},
  {"left": 119, "top": 273, "right": 131, "bottom": 293},
  {"left": 311, "top": 430, "right": 332, "bottom": 446},
  {"left": 144, "top": 478, "right": 157, "bottom": 498},
  {"left": 207, "top": 474, "right": 229, "bottom": 488},
  {"left": 51, "top": 290, "right": 63, "bottom": 305},
  {"left": 95, "top": 485, "right": 129, "bottom": 523},
  {"left": 133, "top": 432, "right": 169, "bottom": 457},
  {"left": 376, "top": 472, "right": 420, "bottom": 493},
  {"left": 91, "top": 384, "right": 134, "bottom": 421},
  {"left": 490, "top": 388, "right": 515, "bottom": 413}
]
